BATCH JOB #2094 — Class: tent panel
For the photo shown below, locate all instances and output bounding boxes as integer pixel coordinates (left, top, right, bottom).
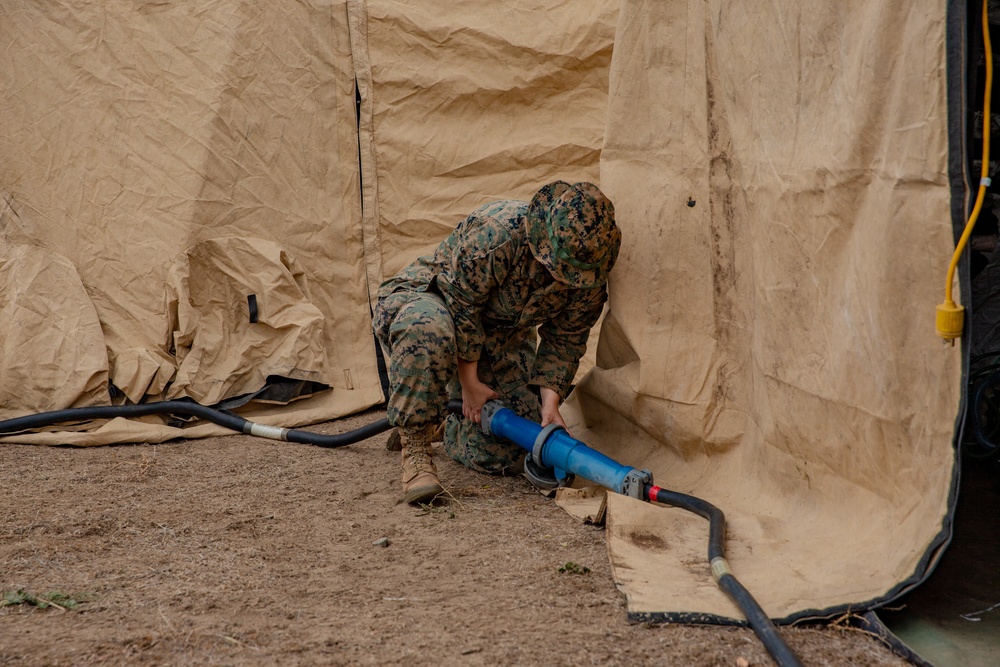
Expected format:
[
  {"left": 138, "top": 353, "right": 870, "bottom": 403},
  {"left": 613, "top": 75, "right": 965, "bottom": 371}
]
[
  {"left": 358, "top": 0, "right": 618, "bottom": 296},
  {"left": 0, "top": 240, "right": 108, "bottom": 420},
  {"left": 569, "top": 0, "right": 961, "bottom": 619},
  {"left": 0, "top": 0, "right": 382, "bottom": 431}
]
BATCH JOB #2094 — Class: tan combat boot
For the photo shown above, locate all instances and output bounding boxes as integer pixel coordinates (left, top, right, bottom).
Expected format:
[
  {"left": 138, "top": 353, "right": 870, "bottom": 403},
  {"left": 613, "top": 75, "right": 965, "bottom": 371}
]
[
  {"left": 386, "top": 422, "right": 443, "bottom": 451},
  {"left": 400, "top": 425, "right": 444, "bottom": 504}
]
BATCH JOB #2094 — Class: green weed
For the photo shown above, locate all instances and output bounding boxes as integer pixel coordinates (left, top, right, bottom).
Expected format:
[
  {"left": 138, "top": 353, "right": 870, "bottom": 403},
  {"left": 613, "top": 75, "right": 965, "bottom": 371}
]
[
  {"left": 558, "top": 562, "right": 591, "bottom": 575},
  {"left": 1, "top": 589, "right": 92, "bottom": 611}
]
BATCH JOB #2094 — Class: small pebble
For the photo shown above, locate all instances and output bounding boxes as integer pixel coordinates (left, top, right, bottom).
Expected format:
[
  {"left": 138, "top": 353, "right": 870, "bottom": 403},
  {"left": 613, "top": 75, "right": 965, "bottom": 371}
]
[
  {"left": 736, "top": 657, "right": 750, "bottom": 667},
  {"left": 372, "top": 537, "right": 390, "bottom": 548}
]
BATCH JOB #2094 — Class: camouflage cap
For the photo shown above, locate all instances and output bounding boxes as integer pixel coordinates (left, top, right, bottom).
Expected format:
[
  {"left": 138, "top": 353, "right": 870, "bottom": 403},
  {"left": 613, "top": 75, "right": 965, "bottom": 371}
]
[{"left": 526, "top": 181, "right": 621, "bottom": 289}]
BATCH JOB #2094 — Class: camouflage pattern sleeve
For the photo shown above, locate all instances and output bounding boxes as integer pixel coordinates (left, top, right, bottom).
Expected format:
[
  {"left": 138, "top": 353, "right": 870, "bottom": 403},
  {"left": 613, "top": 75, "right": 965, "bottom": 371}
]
[
  {"left": 434, "top": 211, "right": 517, "bottom": 361},
  {"left": 532, "top": 286, "right": 608, "bottom": 398}
]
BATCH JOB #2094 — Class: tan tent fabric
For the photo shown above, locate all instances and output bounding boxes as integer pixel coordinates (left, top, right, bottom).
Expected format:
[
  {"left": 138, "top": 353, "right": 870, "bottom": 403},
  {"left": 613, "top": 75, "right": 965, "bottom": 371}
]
[
  {"left": 0, "top": 1, "right": 382, "bottom": 441},
  {"left": 562, "top": 0, "right": 962, "bottom": 620},
  {"left": 0, "top": 0, "right": 615, "bottom": 441},
  {"left": 164, "top": 237, "right": 328, "bottom": 406},
  {"left": 0, "top": 238, "right": 108, "bottom": 420},
  {"left": 0, "top": 0, "right": 968, "bottom": 626},
  {"left": 348, "top": 0, "right": 617, "bottom": 380},
  {"left": 353, "top": 0, "right": 618, "bottom": 299}
]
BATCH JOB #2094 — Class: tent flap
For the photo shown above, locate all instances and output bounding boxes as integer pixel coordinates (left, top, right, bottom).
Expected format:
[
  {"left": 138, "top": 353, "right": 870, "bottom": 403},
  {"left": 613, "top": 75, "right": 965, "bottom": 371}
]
[
  {"left": 165, "top": 237, "right": 329, "bottom": 406},
  {"left": 562, "top": 0, "right": 961, "bottom": 620},
  {"left": 0, "top": 241, "right": 109, "bottom": 420}
]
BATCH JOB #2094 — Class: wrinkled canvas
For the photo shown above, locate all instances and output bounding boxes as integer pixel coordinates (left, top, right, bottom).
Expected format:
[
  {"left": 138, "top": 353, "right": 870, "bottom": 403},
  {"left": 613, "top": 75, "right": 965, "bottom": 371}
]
[
  {"left": 0, "top": 1, "right": 383, "bottom": 439},
  {"left": 351, "top": 0, "right": 616, "bottom": 382},
  {"left": 0, "top": 239, "right": 108, "bottom": 418},
  {"left": 353, "top": 0, "right": 617, "bottom": 297},
  {"left": 564, "top": 0, "right": 961, "bottom": 620},
  {"left": 0, "top": 0, "right": 964, "bottom": 626}
]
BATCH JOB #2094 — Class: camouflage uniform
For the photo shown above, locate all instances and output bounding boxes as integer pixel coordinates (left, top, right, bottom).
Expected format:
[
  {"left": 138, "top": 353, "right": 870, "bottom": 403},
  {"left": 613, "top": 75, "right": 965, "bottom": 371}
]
[{"left": 373, "top": 198, "right": 610, "bottom": 474}]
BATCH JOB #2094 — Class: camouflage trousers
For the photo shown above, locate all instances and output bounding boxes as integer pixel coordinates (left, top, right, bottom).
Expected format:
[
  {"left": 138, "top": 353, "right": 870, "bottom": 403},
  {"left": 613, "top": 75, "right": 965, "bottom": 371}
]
[{"left": 372, "top": 290, "right": 540, "bottom": 474}]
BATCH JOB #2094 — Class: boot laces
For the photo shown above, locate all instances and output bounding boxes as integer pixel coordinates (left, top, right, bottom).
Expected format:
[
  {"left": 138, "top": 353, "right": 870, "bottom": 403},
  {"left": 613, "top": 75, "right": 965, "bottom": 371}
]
[{"left": 406, "top": 448, "right": 432, "bottom": 469}]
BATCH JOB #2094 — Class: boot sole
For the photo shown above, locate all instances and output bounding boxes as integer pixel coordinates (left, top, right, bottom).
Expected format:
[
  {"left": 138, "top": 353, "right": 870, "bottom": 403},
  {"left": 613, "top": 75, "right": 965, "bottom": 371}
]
[{"left": 403, "top": 482, "right": 444, "bottom": 505}]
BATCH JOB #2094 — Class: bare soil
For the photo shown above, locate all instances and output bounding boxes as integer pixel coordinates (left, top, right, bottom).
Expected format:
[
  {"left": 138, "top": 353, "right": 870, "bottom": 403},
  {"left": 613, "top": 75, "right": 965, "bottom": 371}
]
[{"left": 1, "top": 409, "right": 911, "bottom": 666}]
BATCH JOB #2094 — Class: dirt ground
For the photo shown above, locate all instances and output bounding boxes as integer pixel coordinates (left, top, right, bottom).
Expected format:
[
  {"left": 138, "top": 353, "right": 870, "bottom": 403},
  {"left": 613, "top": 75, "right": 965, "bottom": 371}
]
[{"left": 1, "top": 408, "right": 912, "bottom": 667}]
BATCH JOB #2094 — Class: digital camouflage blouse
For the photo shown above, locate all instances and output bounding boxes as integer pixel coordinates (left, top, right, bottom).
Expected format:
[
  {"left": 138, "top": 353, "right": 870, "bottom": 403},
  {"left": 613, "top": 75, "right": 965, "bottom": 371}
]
[{"left": 377, "top": 200, "right": 607, "bottom": 399}]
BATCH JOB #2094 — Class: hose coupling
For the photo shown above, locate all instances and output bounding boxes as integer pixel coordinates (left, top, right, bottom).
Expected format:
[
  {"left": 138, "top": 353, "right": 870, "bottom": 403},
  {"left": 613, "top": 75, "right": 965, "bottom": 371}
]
[
  {"left": 532, "top": 423, "right": 565, "bottom": 463},
  {"left": 621, "top": 468, "right": 654, "bottom": 499},
  {"left": 480, "top": 401, "right": 504, "bottom": 436}
]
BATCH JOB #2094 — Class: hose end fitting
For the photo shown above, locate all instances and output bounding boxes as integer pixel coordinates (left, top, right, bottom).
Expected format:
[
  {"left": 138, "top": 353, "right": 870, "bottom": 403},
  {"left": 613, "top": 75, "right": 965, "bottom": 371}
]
[
  {"left": 710, "top": 556, "right": 733, "bottom": 582},
  {"left": 936, "top": 299, "right": 964, "bottom": 342},
  {"left": 621, "top": 468, "right": 654, "bottom": 499},
  {"left": 480, "top": 401, "right": 504, "bottom": 436}
]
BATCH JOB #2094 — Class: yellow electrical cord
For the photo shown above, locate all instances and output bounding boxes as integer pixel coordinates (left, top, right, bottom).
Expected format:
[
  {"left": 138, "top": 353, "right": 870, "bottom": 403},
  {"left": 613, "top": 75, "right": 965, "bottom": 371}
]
[{"left": 938, "top": 1, "right": 994, "bottom": 342}]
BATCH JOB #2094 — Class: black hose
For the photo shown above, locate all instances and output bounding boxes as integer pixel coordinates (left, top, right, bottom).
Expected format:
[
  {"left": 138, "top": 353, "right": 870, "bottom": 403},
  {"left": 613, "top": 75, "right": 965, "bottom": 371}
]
[
  {"left": 646, "top": 485, "right": 804, "bottom": 667},
  {"left": 283, "top": 399, "right": 463, "bottom": 445},
  {"left": 0, "top": 401, "right": 251, "bottom": 435},
  {"left": 286, "top": 417, "right": 392, "bottom": 447},
  {"left": 645, "top": 486, "right": 727, "bottom": 559},
  {"left": 0, "top": 399, "right": 468, "bottom": 448},
  {"left": 0, "top": 400, "right": 393, "bottom": 448}
]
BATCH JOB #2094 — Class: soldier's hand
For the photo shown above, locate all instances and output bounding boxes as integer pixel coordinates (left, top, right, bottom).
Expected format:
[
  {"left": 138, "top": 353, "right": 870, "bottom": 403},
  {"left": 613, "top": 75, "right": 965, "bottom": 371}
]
[
  {"left": 462, "top": 380, "right": 499, "bottom": 424},
  {"left": 539, "top": 386, "right": 571, "bottom": 436}
]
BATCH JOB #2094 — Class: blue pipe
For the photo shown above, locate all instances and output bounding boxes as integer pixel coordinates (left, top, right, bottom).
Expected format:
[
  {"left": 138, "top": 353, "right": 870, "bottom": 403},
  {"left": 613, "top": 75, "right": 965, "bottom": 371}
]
[{"left": 481, "top": 401, "right": 651, "bottom": 498}]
